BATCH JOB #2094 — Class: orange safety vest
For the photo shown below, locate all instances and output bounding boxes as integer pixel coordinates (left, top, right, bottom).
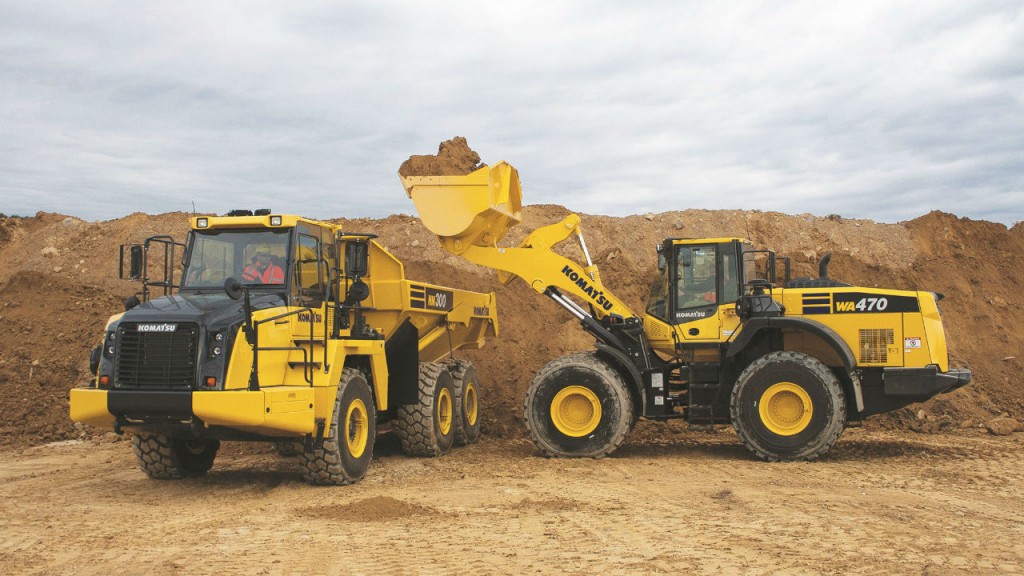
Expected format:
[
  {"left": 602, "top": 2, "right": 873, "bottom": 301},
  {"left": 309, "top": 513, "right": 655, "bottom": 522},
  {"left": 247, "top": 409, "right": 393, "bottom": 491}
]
[{"left": 242, "top": 263, "right": 284, "bottom": 284}]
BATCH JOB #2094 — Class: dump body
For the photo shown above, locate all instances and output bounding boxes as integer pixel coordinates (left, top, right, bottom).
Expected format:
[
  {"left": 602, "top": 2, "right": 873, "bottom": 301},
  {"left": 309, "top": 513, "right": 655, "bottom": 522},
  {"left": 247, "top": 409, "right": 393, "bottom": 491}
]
[{"left": 71, "top": 212, "right": 496, "bottom": 482}]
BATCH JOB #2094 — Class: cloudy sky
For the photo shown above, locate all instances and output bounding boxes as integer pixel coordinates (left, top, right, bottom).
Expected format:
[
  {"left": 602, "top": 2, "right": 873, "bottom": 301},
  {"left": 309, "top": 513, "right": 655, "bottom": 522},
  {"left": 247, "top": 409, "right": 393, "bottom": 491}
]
[{"left": 2, "top": 1, "right": 1022, "bottom": 225}]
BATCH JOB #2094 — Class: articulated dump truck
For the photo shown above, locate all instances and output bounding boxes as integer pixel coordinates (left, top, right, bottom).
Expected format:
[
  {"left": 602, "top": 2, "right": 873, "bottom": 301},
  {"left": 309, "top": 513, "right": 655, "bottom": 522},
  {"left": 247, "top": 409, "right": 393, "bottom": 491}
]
[
  {"left": 70, "top": 211, "right": 497, "bottom": 485},
  {"left": 402, "top": 162, "right": 971, "bottom": 461}
]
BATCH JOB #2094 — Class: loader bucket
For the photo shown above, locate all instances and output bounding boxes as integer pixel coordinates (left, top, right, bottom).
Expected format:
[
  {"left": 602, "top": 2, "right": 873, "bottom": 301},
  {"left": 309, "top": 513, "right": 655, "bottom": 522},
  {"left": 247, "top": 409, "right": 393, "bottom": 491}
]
[{"left": 401, "top": 161, "right": 522, "bottom": 254}]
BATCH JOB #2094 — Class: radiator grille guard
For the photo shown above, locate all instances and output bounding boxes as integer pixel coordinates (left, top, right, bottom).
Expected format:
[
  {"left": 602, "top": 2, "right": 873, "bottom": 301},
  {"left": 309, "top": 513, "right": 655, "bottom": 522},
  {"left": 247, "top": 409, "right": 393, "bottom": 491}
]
[
  {"left": 114, "top": 323, "right": 199, "bottom": 389},
  {"left": 859, "top": 328, "right": 894, "bottom": 364}
]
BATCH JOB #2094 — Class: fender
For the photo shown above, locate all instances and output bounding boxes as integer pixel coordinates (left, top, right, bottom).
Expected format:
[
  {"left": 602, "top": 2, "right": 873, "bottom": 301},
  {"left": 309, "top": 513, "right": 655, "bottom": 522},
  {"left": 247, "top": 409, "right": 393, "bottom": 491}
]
[
  {"left": 594, "top": 343, "right": 646, "bottom": 415},
  {"left": 726, "top": 317, "right": 864, "bottom": 412}
]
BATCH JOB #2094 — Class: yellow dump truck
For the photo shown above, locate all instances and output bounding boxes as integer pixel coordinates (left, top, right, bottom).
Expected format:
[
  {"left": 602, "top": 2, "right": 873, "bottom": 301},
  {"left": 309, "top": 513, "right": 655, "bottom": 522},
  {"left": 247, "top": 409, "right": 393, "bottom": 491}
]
[
  {"left": 70, "top": 211, "right": 497, "bottom": 485},
  {"left": 402, "top": 162, "right": 970, "bottom": 462}
]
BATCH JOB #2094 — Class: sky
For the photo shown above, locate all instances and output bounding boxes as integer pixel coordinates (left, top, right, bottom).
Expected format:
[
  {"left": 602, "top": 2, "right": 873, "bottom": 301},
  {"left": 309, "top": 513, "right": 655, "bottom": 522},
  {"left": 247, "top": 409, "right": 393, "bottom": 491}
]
[{"left": 2, "top": 1, "right": 1022, "bottom": 225}]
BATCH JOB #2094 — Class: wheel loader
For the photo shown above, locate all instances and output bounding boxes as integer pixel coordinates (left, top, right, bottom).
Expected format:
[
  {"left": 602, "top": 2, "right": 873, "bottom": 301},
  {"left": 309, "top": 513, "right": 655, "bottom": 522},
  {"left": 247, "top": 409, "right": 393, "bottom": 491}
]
[
  {"left": 401, "top": 162, "right": 971, "bottom": 461},
  {"left": 70, "top": 210, "right": 497, "bottom": 484}
]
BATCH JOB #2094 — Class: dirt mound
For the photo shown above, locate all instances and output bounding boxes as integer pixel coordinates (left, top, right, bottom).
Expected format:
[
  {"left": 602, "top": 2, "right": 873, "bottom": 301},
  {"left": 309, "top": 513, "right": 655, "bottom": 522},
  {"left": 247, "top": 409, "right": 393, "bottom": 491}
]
[
  {"left": 0, "top": 199, "right": 1021, "bottom": 449},
  {"left": 398, "top": 136, "right": 484, "bottom": 177},
  {"left": 298, "top": 496, "right": 436, "bottom": 522},
  {"left": 0, "top": 271, "right": 123, "bottom": 447}
]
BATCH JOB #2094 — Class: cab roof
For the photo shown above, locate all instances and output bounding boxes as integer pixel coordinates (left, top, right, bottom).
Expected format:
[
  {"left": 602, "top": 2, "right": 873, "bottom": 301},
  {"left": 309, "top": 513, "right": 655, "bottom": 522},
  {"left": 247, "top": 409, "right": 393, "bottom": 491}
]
[
  {"left": 667, "top": 237, "right": 750, "bottom": 246},
  {"left": 191, "top": 214, "right": 336, "bottom": 231}
]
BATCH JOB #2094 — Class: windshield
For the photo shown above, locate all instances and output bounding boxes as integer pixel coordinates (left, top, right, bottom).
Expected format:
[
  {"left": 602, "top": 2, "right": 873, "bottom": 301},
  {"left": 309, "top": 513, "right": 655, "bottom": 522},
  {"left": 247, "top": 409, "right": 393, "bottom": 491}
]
[{"left": 183, "top": 229, "right": 290, "bottom": 289}]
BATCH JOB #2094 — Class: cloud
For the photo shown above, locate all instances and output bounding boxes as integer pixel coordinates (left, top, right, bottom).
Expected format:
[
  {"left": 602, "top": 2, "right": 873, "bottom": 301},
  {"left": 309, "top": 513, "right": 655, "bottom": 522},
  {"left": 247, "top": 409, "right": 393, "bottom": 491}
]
[{"left": 1, "top": 1, "right": 1021, "bottom": 225}]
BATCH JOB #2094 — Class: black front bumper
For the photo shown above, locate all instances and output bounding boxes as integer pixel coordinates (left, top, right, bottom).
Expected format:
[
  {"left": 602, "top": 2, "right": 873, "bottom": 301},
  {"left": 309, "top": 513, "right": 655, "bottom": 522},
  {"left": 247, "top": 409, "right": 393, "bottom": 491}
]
[
  {"left": 108, "top": 389, "right": 193, "bottom": 421},
  {"left": 883, "top": 366, "right": 972, "bottom": 397}
]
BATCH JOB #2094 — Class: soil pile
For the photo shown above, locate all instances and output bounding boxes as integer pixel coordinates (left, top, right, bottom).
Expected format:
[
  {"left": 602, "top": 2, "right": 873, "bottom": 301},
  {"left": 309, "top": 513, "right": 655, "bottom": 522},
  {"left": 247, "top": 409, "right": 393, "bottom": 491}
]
[
  {"left": 398, "top": 136, "right": 484, "bottom": 177},
  {"left": 1, "top": 198, "right": 1022, "bottom": 448}
]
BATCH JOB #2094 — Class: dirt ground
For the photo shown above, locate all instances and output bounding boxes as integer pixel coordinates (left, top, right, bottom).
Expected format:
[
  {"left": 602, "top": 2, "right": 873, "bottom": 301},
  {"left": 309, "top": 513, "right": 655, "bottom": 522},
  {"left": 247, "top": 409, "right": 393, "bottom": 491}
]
[{"left": 2, "top": 426, "right": 1022, "bottom": 575}]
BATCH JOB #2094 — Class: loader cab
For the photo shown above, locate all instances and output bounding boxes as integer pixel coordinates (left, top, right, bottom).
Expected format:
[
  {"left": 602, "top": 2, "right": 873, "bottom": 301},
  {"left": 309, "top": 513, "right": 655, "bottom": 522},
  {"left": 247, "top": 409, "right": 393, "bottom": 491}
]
[{"left": 646, "top": 238, "right": 757, "bottom": 342}]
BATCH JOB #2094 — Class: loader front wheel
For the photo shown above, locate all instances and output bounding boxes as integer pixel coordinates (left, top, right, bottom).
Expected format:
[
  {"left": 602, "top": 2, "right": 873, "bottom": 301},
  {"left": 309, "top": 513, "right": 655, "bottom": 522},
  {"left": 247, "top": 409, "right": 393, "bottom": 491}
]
[
  {"left": 451, "top": 360, "right": 482, "bottom": 445},
  {"left": 524, "top": 352, "right": 634, "bottom": 458},
  {"left": 730, "top": 351, "right": 846, "bottom": 461},
  {"left": 396, "top": 362, "right": 457, "bottom": 456},
  {"left": 301, "top": 368, "right": 376, "bottom": 485},
  {"left": 132, "top": 433, "right": 220, "bottom": 479}
]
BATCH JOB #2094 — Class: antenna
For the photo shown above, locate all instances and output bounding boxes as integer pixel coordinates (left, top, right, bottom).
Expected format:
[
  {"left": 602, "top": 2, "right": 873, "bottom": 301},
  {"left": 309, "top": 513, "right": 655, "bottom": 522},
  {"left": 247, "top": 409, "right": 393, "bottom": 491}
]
[{"left": 192, "top": 201, "right": 196, "bottom": 216}]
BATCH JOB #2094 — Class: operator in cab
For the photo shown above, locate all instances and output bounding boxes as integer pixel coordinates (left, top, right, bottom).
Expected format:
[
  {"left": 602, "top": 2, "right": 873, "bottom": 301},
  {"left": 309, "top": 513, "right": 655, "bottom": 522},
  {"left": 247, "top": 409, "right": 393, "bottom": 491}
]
[{"left": 242, "top": 244, "right": 284, "bottom": 284}]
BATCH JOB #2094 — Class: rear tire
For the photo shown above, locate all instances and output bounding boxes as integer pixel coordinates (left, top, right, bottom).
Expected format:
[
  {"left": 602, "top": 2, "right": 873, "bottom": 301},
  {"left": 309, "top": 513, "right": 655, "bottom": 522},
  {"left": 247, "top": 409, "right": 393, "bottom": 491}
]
[
  {"left": 730, "top": 351, "right": 846, "bottom": 461},
  {"left": 273, "top": 440, "right": 303, "bottom": 457},
  {"left": 523, "top": 352, "right": 634, "bottom": 458},
  {"left": 396, "top": 362, "right": 456, "bottom": 456},
  {"left": 451, "top": 360, "right": 482, "bottom": 446},
  {"left": 301, "top": 368, "right": 376, "bottom": 485},
  {"left": 132, "top": 433, "right": 220, "bottom": 479}
]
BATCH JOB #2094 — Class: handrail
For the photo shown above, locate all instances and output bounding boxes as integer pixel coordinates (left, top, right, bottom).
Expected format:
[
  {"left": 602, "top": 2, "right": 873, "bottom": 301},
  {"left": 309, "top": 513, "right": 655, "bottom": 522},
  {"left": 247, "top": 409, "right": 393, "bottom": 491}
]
[{"left": 248, "top": 306, "right": 317, "bottom": 390}]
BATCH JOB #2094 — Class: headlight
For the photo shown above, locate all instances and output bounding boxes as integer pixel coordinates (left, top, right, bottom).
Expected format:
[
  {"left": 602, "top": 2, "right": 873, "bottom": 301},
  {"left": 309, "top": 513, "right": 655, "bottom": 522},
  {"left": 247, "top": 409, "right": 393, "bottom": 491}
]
[{"left": 103, "top": 331, "right": 116, "bottom": 358}]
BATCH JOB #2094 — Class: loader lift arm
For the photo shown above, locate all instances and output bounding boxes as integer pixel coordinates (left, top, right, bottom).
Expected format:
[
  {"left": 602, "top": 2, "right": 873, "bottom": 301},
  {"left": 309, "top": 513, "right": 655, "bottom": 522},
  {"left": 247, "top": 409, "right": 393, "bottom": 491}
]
[{"left": 403, "top": 165, "right": 641, "bottom": 353}]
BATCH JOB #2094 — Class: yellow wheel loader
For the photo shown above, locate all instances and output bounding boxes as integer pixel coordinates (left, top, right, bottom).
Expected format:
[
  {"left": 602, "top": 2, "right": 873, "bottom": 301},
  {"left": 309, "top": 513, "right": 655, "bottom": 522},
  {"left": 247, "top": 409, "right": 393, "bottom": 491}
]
[
  {"left": 402, "top": 162, "right": 971, "bottom": 461},
  {"left": 70, "top": 210, "right": 497, "bottom": 484}
]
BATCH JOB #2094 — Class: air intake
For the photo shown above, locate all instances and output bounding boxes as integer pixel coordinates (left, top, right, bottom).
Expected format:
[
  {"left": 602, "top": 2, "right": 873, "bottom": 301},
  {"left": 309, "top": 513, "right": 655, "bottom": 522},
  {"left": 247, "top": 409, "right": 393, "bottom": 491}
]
[{"left": 859, "top": 329, "right": 894, "bottom": 364}]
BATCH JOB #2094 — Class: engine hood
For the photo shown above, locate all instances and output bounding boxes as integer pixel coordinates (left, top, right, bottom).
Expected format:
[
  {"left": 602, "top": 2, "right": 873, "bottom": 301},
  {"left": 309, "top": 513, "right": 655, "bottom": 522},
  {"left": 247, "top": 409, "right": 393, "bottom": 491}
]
[{"left": 119, "top": 292, "right": 287, "bottom": 327}]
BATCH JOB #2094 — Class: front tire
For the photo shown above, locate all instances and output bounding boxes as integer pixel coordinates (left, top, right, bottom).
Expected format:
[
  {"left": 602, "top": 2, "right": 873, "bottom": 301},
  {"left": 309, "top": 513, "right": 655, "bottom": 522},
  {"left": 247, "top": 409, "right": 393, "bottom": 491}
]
[
  {"left": 523, "top": 352, "right": 634, "bottom": 458},
  {"left": 395, "top": 362, "right": 457, "bottom": 456},
  {"left": 132, "top": 433, "right": 220, "bottom": 479},
  {"left": 301, "top": 368, "right": 376, "bottom": 485},
  {"left": 730, "top": 351, "right": 846, "bottom": 461}
]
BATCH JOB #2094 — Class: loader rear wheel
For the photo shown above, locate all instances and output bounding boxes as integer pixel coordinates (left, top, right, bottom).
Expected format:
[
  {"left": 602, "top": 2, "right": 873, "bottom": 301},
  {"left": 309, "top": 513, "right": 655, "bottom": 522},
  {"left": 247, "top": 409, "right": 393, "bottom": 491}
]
[
  {"left": 396, "top": 362, "right": 457, "bottom": 456},
  {"left": 301, "top": 368, "right": 376, "bottom": 485},
  {"left": 132, "top": 433, "right": 220, "bottom": 479},
  {"left": 451, "top": 360, "right": 482, "bottom": 446},
  {"left": 524, "top": 352, "right": 634, "bottom": 458},
  {"left": 730, "top": 351, "right": 846, "bottom": 461}
]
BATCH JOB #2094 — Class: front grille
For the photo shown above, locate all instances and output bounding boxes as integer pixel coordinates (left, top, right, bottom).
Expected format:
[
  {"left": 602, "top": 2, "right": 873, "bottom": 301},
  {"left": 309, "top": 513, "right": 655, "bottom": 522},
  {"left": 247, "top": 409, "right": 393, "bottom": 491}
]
[
  {"left": 859, "top": 328, "right": 894, "bottom": 364},
  {"left": 114, "top": 323, "right": 199, "bottom": 389}
]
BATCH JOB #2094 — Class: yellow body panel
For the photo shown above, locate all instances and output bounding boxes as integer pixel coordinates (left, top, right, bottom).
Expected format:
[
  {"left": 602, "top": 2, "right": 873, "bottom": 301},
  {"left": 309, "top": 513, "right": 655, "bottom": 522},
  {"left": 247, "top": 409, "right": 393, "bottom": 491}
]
[
  {"left": 193, "top": 388, "right": 314, "bottom": 435},
  {"left": 69, "top": 389, "right": 115, "bottom": 427}
]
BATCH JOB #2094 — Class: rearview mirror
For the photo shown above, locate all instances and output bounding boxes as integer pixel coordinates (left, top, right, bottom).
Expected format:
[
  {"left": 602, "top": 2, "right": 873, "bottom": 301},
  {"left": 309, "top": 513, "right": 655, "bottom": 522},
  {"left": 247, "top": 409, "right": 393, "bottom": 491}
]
[
  {"left": 224, "top": 277, "right": 243, "bottom": 300},
  {"left": 345, "top": 241, "right": 369, "bottom": 278},
  {"left": 657, "top": 253, "right": 666, "bottom": 271},
  {"left": 128, "top": 245, "right": 144, "bottom": 280},
  {"left": 679, "top": 249, "right": 692, "bottom": 268}
]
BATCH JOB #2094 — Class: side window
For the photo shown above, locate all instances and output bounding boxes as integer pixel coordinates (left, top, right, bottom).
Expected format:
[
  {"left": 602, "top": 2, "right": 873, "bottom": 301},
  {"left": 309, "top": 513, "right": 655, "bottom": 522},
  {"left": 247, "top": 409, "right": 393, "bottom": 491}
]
[
  {"left": 321, "top": 228, "right": 338, "bottom": 302},
  {"left": 721, "top": 251, "right": 740, "bottom": 304},
  {"left": 294, "top": 229, "right": 323, "bottom": 305},
  {"left": 676, "top": 246, "right": 717, "bottom": 309},
  {"left": 645, "top": 264, "right": 670, "bottom": 321}
]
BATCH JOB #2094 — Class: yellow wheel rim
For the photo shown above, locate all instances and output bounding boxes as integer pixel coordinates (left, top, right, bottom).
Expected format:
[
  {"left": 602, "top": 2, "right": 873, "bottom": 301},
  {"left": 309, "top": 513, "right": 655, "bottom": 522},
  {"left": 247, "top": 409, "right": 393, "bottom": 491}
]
[
  {"left": 345, "top": 398, "right": 369, "bottom": 458},
  {"left": 759, "top": 382, "right": 813, "bottom": 436},
  {"left": 464, "top": 381, "right": 479, "bottom": 427},
  {"left": 437, "top": 387, "right": 453, "bottom": 436},
  {"left": 550, "top": 385, "right": 602, "bottom": 437}
]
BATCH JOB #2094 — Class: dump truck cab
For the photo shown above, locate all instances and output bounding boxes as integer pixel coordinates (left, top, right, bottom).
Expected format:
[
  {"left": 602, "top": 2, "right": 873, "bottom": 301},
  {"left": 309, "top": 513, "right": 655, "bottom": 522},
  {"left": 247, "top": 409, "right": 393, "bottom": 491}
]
[{"left": 71, "top": 210, "right": 498, "bottom": 485}]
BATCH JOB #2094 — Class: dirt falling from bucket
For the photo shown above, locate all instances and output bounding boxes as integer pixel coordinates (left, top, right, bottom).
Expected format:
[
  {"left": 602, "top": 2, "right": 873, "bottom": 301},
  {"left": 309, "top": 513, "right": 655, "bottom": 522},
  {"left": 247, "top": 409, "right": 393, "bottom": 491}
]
[{"left": 398, "top": 136, "right": 485, "bottom": 177}]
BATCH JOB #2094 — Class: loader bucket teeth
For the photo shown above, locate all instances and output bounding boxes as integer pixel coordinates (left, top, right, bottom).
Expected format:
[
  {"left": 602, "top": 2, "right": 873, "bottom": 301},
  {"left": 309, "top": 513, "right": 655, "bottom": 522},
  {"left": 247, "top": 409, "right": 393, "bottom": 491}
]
[{"left": 401, "top": 161, "right": 523, "bottom": 254}]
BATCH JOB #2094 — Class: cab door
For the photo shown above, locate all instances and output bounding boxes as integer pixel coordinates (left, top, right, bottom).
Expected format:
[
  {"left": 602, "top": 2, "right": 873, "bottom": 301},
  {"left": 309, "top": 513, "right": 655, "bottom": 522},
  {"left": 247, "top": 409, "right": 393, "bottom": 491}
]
[{"left": 672, "top": 243, "right": 742, "bottom": 342}]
